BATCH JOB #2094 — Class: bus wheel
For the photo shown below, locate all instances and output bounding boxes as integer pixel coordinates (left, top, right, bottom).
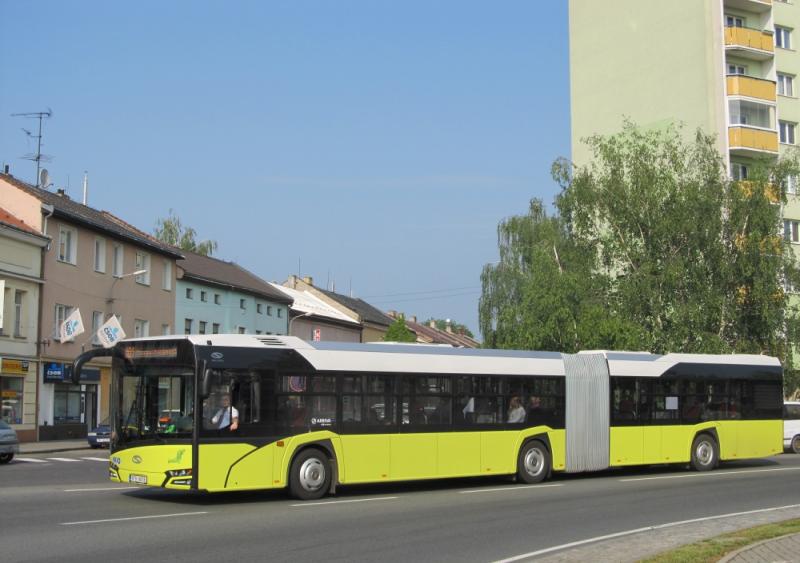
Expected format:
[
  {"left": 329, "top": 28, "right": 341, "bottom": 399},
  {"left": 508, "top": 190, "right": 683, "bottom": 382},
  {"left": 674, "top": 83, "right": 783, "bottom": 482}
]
[
  {"left": 792, "top": 435, "right": 800, "bottom": 455},
  {"left": 517, "top": 440, "right": 550, "bottom": 484},
  {"left": 690, "top": 434, "right": 718, "bottom": 471},
  {"left": 289, "top": 448, "right": 331, "bottom": 500}
]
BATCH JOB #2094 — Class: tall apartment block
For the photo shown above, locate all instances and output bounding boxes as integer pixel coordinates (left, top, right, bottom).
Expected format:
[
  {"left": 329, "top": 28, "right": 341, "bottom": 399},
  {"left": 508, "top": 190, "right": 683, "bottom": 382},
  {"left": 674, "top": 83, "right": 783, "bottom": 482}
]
[{"left": 570, "top": 0, "right": 800, "bottom": 231}]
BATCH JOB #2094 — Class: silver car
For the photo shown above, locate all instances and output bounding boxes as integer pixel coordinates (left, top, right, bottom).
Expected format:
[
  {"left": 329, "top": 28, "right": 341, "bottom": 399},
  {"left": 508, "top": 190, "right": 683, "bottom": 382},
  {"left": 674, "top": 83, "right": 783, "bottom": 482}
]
[{"left": 0, "top": 420, "right": 19, "bottom": 464}]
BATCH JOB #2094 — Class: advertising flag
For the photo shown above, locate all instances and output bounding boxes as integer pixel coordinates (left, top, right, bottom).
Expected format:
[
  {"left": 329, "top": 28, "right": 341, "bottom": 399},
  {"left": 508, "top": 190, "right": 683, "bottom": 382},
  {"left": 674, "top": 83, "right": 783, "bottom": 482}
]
[
  {"left": 97, "top": 315, "right": 125, "bottom": 348},
  {"left": 60, "top": 308, "right": 84, "bottom": 342}
]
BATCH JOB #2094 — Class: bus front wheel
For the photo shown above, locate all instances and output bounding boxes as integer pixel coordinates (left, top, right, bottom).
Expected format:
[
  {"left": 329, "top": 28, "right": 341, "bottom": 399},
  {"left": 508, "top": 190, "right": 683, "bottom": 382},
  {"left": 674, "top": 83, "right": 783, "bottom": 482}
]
[
  {"left": 517, "top": 440, "right": 551, "bottom": 484},
  {"left": 791, "top": 435, "right": 800, "bottom": 455},
  {"left": 289, "top": 448, "right": 331, "bottom": 500},
  {"left": 690, "top": 434, "right": 718, "bottom": 471}
]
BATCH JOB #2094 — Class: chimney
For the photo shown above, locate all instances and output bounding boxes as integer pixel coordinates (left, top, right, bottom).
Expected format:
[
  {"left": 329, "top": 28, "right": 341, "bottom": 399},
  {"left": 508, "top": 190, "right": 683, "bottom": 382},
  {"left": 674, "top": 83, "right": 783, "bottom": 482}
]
[
  {"left": 302, "top": 276, "right": 313, "bottom": 286},
  {"left": 387, "top": 310, "right": 397, "bottom": 319},
  {"left": 56, "top": 188, "right": 66, "bottom": 197},
  {"left": 409, "top": 315, "right": 417, "bottom": 323},
  {"left": 82, "top": 171, "right": 89, "bottom": 205},
  {"left": 445, "top": 319, "right": 453, "bottom": 333},
  {"left": 287, "top": 275, "right": 298, "bottom": 288},
  {"left": 3, "top": 165, "right": 8, "bottom": 174},
  {"left": 429, "top": 320, "right": 436, "bottom": 329}
]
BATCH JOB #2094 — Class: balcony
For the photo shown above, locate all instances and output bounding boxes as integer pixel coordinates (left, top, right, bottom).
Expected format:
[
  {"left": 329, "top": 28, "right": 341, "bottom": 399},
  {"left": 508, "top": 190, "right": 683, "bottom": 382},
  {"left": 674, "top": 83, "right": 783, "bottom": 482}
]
[
  {"left": 725, "top": 26, "right": 774, "bottom": 60},
  {"left": 724, "top": 0, "right": 772, "bottom": 13},
  {"left": 726, "top": 75, "right": 776, "bottom": 102},
  {"left": 729, "top": 126, "right": 779, "bottom": 156}
]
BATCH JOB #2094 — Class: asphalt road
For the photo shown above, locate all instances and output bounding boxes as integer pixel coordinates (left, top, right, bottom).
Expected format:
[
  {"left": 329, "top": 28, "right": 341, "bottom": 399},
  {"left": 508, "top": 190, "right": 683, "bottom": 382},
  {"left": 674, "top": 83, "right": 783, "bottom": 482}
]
[{"left": 2, "top": 449, "right": 800, "bottom": 563}]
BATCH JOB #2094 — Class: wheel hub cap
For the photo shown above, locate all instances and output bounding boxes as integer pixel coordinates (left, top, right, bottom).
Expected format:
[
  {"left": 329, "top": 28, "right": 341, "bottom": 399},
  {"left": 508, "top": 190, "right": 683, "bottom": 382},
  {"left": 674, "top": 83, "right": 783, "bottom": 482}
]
[
  {"left": 524, "top": 449, "right": 544, "bottom": 476},
  {"left": 697, "top": 442, "right": 713, "bottom": 465},
  {"left": 299, "top": 458, "right": 325, "bottom": 491}
]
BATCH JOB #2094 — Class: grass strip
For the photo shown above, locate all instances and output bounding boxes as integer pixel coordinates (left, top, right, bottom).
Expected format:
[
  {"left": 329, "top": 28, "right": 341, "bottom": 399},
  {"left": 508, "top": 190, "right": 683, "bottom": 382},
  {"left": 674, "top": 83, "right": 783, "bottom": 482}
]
[{"left": 640, "top": 518, "right": 800, "bottom": 563}]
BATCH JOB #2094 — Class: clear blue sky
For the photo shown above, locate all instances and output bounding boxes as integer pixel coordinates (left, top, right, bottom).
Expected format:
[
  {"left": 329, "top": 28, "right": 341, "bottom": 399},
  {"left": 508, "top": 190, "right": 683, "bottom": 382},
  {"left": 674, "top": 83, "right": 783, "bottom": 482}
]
[{"left": 0, "top": 1, "right": 570, "bottom": 339}]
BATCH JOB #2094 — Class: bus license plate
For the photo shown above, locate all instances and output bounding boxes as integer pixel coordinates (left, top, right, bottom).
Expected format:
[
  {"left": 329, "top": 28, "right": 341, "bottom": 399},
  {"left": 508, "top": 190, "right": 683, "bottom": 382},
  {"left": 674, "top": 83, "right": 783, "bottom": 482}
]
[{"left": 129, "top": 474, "right": 147, "bottom": 485}]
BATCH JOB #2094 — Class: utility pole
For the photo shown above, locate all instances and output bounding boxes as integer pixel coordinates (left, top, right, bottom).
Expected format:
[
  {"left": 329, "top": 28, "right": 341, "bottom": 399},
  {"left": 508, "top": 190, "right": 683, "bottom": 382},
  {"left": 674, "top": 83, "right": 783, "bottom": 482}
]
[{"left": 11, "top": 109, "right": 52, "bottom": 186}]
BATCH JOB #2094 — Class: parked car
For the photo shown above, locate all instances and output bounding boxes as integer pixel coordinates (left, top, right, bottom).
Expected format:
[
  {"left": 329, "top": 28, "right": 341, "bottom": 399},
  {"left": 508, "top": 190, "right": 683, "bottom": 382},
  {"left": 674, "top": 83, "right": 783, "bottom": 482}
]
[
  {"left": 784, "top": 401, "right": 800, "bottom": 454},
  {"left": 87, "top": 418, "right": 111, "bottom": 449},
  {"left": 0, "top": 420, "right": 19, "bottom": 463}
]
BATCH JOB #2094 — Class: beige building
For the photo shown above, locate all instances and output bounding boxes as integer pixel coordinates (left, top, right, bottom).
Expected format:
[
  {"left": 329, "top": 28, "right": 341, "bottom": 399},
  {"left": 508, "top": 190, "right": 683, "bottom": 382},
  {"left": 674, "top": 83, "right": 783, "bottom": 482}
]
[
  {"left": 0, "top": 207, "right": 49, "bottom": 442},
  {"left": 1, "top": 172, "right": 182, "bottom": 440}
]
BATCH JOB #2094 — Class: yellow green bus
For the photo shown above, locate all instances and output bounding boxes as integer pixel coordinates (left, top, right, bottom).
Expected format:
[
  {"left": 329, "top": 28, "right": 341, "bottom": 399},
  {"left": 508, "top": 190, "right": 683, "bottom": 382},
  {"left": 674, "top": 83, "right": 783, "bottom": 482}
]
[{"left": 71, "top": 335, "right": 784, "bottom": 500}]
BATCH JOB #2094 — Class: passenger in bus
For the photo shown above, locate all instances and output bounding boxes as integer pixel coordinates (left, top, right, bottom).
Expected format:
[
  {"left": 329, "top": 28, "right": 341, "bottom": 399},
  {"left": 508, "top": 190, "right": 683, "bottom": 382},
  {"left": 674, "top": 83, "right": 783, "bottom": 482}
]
[
  {"left": 507, "top": 396, "right": 526, "bottom": 423},
  {"left": 526, "top": 395, "right": 542, "bottom": 423},
  {"left": 211, "top": 394, "right": 239, "bottom": 431}
]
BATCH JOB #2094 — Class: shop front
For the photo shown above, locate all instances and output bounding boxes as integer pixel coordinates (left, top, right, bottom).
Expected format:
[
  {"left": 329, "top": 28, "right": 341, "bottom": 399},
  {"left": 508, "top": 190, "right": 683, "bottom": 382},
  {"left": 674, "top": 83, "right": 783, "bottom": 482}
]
[
  {"left": 0, "top": 357, "right": 38, "bottom": 442},
  {"left": 38, "top": 361, "right": 103, "bottom": 441}
]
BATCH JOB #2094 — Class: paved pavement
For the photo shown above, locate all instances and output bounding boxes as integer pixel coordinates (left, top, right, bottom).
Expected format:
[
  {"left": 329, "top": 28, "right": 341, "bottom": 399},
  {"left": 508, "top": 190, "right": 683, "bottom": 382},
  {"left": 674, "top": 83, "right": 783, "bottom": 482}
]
[
  {"left": 2, "top": 450, "right": 800, "bottom": 562},
  {"left": 18, "top": 439, "right": 93, "bottom": 454},
  {"left": 720, "top": 532, "right": 800, "bottom": 563}
]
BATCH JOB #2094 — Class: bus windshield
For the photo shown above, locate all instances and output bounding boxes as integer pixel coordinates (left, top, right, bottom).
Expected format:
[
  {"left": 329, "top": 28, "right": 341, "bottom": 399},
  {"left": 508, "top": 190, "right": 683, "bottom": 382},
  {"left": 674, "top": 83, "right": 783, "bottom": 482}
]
[{"left": 118, "top": 365, "right": 194, "bottom": 444}]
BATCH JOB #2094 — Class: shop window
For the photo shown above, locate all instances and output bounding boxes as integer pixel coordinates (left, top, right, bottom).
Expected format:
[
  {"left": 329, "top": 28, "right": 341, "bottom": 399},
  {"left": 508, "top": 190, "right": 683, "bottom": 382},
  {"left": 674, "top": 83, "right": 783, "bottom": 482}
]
[
  {"left": 1, "top": 376, "right": 24, "bottom": 424},
  {"left": 53, "top": 383, "right": 83, "bottom": 424}
]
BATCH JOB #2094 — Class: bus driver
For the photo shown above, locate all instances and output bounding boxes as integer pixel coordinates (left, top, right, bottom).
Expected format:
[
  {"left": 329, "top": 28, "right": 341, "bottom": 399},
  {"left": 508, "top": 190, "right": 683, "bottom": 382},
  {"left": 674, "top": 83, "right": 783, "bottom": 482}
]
[{"left": 211, "top": 394, "right": 239, "bottom": 431}]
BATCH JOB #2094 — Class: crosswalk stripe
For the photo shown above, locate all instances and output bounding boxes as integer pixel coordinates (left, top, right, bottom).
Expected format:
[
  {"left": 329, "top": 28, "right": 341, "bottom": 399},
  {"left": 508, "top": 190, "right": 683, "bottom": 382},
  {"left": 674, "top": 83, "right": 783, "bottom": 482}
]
[
  {"left": 46, "top": 457, "right": 81, "bottom": 462},
  {"left": 13, "top": 457, "right": 49, "bottom": 463},
  {"left": 82, "top": 457, "right": 109, "bottom": 462}
]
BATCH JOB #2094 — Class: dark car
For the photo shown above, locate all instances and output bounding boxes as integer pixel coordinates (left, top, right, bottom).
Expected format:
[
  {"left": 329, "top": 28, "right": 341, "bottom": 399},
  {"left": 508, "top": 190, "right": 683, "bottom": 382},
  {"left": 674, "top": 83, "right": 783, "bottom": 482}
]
[
  {"left": 0, "top": 420, "right": 19, "bottom": 463},
  {"left": 87, "top": 419, "right": 111, "bottom": 448}
]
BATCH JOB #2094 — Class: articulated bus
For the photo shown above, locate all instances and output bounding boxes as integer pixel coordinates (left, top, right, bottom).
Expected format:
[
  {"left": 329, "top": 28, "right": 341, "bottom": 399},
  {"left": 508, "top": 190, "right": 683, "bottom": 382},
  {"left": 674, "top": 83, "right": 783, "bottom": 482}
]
[{"left": 72, "top": 335, "right": 785, "bottom": 500}]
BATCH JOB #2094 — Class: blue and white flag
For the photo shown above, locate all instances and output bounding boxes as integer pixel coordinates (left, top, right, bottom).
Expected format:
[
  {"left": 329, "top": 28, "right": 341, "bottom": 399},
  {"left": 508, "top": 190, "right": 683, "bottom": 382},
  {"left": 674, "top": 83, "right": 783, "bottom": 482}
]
[
  {"left": 97, "top": 315, "right": 125, "bottom": 348},
  {"left": 60, "top": 309, "right": 84, "bottom": 342}
]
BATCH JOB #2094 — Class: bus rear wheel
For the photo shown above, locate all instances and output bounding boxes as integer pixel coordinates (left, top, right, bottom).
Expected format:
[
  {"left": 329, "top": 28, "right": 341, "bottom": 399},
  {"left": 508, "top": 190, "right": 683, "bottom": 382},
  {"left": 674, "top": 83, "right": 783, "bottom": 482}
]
[
  {"left": 517, "top": 440, "right": 551, "bottom": 484},
  {"left": 792, "top": 435, "right": 800, "bottom": 455},
  {"left": 690, "top": 434, "right": 718, "bottom": 471},
  {"left": 289, "top": 448, "right": 331, "bottom": 500}
]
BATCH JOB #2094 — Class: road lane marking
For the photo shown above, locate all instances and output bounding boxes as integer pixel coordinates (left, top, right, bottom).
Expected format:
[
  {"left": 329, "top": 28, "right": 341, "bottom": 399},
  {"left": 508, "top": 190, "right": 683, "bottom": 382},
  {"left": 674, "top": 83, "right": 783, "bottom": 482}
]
[
  {"left": 46, "top": 457, "right": 81, "bottom": 462},
  {"left": 460, "top": 484, "right": 563, "bottom": 494},
  {"left": 13, "top": 457, "right": 49, "bottom": 463},
  {"left": 64, "top": 487, "right": 141, "bottom": 492},
  {"left": 290, "top": 496, "right": 398, "bottom": 508},
  {"left": 491, "top": 503, "right": 800, "bottom": 563},
  {"left": 61, "top": 512, "right": 208, "bottom": 526},
  {"left": 619, "top": 467, "right": 800, "bottom": 482},
  {"left": 81, "top": 457, "right": 109, "bottom": 462}
]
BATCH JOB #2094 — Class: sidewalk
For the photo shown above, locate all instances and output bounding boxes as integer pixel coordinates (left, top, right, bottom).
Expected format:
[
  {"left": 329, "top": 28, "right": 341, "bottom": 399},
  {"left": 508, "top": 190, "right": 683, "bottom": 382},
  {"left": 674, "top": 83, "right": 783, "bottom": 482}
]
[
  {"left": 18, "top": 439, "right": 93, "bottom": 455},
  {"left": 719, "top": 532, "right": 800, "bottom": 563}
]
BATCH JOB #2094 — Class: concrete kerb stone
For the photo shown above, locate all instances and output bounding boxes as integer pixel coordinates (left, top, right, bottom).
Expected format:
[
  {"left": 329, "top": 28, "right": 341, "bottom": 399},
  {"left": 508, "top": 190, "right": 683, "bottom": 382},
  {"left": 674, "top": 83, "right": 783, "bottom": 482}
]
[{"left": 718, "top": 531, "right": 800, "bottom": 563}]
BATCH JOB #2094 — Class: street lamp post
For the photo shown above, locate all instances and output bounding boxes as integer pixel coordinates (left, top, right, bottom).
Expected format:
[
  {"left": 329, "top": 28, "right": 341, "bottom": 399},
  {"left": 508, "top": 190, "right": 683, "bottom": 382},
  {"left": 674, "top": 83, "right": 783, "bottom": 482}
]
[
  {"left": 106, "top": 269, "right": 148, "bottom": 306},
  {"left": 288, "top": 311, "right": 313, "bottom": 336}
]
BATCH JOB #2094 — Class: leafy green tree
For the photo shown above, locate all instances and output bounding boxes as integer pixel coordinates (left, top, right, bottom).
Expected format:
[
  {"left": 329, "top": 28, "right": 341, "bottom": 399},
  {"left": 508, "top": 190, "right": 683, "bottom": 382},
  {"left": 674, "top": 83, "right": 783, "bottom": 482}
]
[
  {"left": 425, "top": 319, "right": 475, "bottom": 338},
  {"left": 481, "top": 122, "right": 800, "bottom": 393},
  {"left": 154, "top": 209, "right": 218, "bottom": 256},
  {"left": 384, "top": 316, "right": 417, "bottom": 343}
]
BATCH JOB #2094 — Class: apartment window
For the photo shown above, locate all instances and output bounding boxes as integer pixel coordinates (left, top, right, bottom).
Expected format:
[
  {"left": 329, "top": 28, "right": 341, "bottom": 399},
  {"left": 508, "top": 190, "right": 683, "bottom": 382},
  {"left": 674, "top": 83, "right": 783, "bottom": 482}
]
[
  {"left": 238, "top": 326, "right": 246, "bottom": 334},
  {"left": 58, "top": 225, "right": 77, "bottom": 264},
  {"left": 94, "top": 237, "right": 106, "bottom": 273},
  {"left": 184, "top": 318, "right": 193, "bottom": 335},
  {"left": 161, "top": 323, "right": 171, "bottom": 336},
  {"left": 726, "top": 15, "right": 744, "bottom": 28},
  {"left": 91, "top": 311, "right": 104, "bottom": 345},
  {"left": 199, "top": 321, "right": 207, "bottom": 334},
  {"left": 112, "top": 244, "right": 124, "bottom": 277},
  {"left": 776, "top": 26, "right": 792, "bottom": 49},
  {"left": 212, "top": 323, "right": 220, "bottom": 334},
  {"left": 135, "top": 252, "right": 150, "bottom": 285},
  {"left": 788, "top": 175, "right": 798, "bottom": 195},
  {"left": 256, "top": 330, "right": 262, "bottom": 335},
  {"left": 214, "top": 294, "right": 221, "bottom": 305},
  {"left": 186, "top": 287, "right": 194, "bottom": 299},
  {"left": 727, "top": 64, "right": 746, "bottom": 76},
  {"left": 257, "top": 303, "right": 263, "bottom": 314},
  {"left": 240, "top": 298, "right": 246, "bottom": 310},
  {"left": 201, "top": 291, "right": 207, "bottom": 302},
  {"left": 731, "top": 162, "right": 749, "bottom": 181},
  {"left": 728, "top": 99, "right": 773, "bottom": 128},
  {"left": 784, "top": 219, "right": 800, "bottom": 243},
  {"left": 134, "top": 319, "right": 150, "bottom": 338},
  {"left": 54, "top": 304, "right": 75, "bottom": 340},
  {"left": 780, "top": 120, "right": 796, "bottom": 144},
  {"left": 13, "top": 290, "right": 24, "bottom": 337},
  {"left": 778, "top": 73, "right": 795, "bottom": 97},
  {"left": 277, "top": 308, "right": 283, "bottom": 318},
  {"left": 267, "top": 305, "right": 273, "bottom": 316},
  {"left": 162, "top": 260, "right": 172, "bottom": 291}
]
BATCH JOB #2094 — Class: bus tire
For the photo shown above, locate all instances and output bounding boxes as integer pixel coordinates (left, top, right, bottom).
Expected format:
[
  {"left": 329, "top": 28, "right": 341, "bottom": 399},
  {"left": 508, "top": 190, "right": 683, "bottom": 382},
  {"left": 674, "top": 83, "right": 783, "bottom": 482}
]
[
  {"left": 289, "top": 448, "right": 331, "bottom": 501},
  {"left": 690, "top": 434, "right": 718, "bottom": 471},
  {"left": 792, "top": 435, "right": 800, "bottom": 455},
  {"left": 517, "top": 440, "right": 550, "bottom": 484}
]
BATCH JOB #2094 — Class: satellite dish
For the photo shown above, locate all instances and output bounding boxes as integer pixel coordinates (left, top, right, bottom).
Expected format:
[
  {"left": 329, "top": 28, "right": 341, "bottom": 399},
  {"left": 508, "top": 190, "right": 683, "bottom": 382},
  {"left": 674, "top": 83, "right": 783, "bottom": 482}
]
[{"left": 39, "top": 168, "right": 50, "bottom": 189}]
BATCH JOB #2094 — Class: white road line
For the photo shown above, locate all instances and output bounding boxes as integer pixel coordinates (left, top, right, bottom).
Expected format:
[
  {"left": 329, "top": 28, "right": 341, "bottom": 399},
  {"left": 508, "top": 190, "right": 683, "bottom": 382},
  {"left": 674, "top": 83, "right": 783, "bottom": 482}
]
[
  {"left": 290, "top": 496, "right": 398, "bottom": 508},
  {"left": 13, "top": 457, "right": 49, "bottom": 463},
  {"left": 460, "top": 484, "right": 563, "bottom": 494},
  {"left": 619, "top": 467, "right": 800, "bottom": 482},
  {"left": 61, "top": 511, "right": 208, "bottom": 526},
  {"left": 64, "top": 487, "right": 141, "bottom": 492},
  {"left": 46, "top": 457, "right": 81, "bottom": 462},
  {"left": 491, "top": 503, "right": 800, "bottom": 563},
  {"left": 81, "top": 457, "right": 109, "bottom": 462}
]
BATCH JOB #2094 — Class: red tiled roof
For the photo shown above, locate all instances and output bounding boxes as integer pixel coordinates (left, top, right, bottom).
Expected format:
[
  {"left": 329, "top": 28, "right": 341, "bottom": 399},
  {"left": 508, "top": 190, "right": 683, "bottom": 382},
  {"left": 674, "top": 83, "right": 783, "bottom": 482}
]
[
  {"left": 0, "top": 206, "right": 45, "bottom": 237},
  {"left": 405, "top": 319, "right": 480, "bottom": 348}
]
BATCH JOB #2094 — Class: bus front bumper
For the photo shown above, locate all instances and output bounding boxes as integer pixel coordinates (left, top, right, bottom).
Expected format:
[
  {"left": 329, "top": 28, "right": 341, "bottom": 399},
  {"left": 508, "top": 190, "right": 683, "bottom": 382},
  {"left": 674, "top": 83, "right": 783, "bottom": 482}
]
[{"left": 110, "top": 445, "right": 194, "bottom": 489}]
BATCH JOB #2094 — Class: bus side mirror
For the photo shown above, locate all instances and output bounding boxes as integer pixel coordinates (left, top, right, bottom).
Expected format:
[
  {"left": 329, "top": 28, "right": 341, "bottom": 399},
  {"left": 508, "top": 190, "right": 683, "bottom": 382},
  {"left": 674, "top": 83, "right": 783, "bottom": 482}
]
[{"left": 200, "top": 368, "right": 213, "bottom": 399}]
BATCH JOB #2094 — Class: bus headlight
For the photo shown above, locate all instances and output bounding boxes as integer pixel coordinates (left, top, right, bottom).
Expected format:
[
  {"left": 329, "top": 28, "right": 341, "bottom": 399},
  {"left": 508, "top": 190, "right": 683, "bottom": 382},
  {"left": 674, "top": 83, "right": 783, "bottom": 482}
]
[{"left": 166, "top": 468, "right": 192, "bottom": 477}]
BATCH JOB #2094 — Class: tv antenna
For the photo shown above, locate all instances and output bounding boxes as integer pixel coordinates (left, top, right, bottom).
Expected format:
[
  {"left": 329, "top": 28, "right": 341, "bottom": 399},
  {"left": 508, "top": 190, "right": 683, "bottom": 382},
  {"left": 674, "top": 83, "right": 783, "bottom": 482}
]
[{"left": 11, "top": 109, "right": 53, "bottom": 187}]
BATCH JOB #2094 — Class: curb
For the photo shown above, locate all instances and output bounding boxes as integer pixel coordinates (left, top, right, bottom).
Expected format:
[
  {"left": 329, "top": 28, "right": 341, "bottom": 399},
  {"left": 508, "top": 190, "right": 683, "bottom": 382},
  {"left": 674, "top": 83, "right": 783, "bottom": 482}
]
[{"left": 717, "top": 531, "right": 800, "bottom": 563}]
